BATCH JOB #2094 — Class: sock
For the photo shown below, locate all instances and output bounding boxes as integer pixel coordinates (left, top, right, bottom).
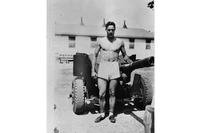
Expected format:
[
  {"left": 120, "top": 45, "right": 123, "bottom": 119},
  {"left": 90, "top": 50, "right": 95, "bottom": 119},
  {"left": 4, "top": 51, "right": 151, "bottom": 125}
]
[
  {"left": 100, "top": 113, "right": 105, "bottom": 117},
  {"left": 110, "top": 112, "right": 114, "bottom": 116}
]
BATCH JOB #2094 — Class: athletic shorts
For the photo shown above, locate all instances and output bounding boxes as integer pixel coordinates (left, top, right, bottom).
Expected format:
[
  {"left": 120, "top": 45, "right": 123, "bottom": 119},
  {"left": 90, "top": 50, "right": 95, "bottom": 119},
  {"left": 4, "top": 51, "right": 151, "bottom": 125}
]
[{"left": 98, "top": 61, "right": 120, "bottom": 80}]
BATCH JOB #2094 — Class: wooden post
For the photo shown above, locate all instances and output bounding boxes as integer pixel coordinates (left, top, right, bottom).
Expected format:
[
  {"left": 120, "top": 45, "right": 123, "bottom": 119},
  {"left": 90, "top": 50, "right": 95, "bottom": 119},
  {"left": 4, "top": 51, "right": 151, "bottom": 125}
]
[{"left": 143, "top": 105, "right": 154, "bottom": 133}]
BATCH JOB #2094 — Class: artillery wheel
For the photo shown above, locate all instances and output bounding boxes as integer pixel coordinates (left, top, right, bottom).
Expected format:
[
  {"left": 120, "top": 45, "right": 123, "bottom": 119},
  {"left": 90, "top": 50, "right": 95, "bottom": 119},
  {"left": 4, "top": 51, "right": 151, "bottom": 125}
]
[
  {"left": 131, "top": 67, "right": 154, "bottom": 110},
  {"left": 140, "top": 74, "right": 153, "bottom": 109},
  {"left": 72, "top": 78, "right": 87, "bottom": 115}
]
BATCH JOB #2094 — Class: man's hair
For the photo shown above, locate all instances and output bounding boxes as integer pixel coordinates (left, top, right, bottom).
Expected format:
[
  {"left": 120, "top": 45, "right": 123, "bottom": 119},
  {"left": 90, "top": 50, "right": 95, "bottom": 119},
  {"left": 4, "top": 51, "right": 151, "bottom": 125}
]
[{"left": 105, "top": 21, "right": 116, "bottom": 30}]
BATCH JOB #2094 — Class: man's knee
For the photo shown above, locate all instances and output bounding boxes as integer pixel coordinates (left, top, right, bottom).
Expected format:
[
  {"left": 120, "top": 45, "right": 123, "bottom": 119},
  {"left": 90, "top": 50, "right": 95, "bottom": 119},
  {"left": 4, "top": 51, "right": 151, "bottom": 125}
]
[
  {"left": 109, "top": 88, "right": 115, "bottom": 97},
  {"left": 98, "top": 78, "right": 107, "bottom": 99},
  {"left": 99, "top": 90, "right": 106, "bottom": 99}
]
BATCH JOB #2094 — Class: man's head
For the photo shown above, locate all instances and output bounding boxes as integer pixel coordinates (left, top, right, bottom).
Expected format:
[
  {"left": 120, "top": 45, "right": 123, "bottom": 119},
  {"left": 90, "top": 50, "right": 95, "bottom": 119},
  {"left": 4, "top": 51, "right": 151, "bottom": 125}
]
[{"left": 105, "top": 21, "right": 116, "bottom": 38}]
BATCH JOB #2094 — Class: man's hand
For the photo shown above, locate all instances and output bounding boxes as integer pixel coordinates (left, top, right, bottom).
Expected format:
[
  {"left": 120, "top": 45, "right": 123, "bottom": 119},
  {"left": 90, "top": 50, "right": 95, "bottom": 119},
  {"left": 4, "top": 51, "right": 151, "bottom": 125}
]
[
  {"left": 93, "top": 72, "right": 98, "bottom": 79},
  {"left": 94, "top": 63, "right": 99, "bottom": 73},
  {"left": 91, "top": 69, "right": 98, "bottom": 79},
  {"left": 92, "top": 62, "right": 98, "bottom": 76},
  {"left": 93, "top": 63, "right": 98, "bottom": 79},
  {"left": 124, "top": 55, "right": 133, "bottom": 64}
]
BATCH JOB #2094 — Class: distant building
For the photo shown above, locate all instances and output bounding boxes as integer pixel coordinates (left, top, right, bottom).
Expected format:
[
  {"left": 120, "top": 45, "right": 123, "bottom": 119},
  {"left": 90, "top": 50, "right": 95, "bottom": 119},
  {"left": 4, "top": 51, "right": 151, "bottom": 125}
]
[{"left": 54, "top": 23, "right": 154, "bottom": 59}]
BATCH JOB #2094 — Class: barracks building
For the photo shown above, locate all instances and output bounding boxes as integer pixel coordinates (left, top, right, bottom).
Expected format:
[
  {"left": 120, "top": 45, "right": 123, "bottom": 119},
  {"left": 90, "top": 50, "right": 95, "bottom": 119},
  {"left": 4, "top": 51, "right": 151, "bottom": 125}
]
[{"left": 54, "top": 20, "right": 154, "bottom": 63}]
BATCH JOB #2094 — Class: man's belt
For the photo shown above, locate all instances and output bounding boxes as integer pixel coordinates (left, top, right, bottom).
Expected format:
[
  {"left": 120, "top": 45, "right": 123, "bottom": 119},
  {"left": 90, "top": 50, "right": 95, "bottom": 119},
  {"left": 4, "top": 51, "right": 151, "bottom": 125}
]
[{"left": 101, "top": 58, "right": 118, "bottom": 62}]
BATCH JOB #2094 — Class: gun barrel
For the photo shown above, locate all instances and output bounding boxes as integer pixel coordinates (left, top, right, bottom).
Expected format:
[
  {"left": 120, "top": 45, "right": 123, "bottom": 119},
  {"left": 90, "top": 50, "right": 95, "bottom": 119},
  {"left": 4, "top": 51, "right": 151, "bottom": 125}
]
[
  {"left": 121, "top": 56, "right": 154, "bottom": 72},
  {"left": 131, "top": 56, "right": 154, "bottom": 69}
]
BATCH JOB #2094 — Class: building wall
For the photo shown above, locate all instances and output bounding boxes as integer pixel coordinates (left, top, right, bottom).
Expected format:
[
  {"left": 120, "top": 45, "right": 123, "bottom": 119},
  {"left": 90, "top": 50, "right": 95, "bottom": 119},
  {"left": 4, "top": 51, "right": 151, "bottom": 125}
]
[
  {"left": 122, "top": 38, "right": 154, "bottom": 59},
  {"left": 55, "top": 35, "right": 154, "bottom": 59},
  {"left": 122, "top": 38, "right": 136, "bottom": 56},
  {"left": 135, "top": 39, "right": 146, "bottom": 59},
  {"left": 144, "top": 39, "right": 154, "bottom": 58}
]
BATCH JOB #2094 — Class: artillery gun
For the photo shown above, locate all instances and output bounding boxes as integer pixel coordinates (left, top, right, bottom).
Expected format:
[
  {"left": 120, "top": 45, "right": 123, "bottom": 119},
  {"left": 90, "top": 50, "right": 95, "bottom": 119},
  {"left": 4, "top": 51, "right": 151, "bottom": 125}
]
[{"left": 71, "top": 53, "right": 154, "bottom": 115}]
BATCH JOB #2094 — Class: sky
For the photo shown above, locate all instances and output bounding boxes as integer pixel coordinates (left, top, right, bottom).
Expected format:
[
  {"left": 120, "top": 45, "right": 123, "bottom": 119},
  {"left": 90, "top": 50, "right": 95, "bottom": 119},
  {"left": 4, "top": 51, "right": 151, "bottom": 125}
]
[{"left": 49, "top": 0, "right": 154, "bottom": 32}]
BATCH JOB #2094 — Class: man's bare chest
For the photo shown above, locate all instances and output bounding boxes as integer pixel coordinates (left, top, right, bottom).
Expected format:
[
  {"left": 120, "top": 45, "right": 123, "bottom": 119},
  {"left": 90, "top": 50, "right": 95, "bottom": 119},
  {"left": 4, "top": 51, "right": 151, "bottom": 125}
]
[{"left": 100, "top": 39, "right": 122, "bottom": 51}]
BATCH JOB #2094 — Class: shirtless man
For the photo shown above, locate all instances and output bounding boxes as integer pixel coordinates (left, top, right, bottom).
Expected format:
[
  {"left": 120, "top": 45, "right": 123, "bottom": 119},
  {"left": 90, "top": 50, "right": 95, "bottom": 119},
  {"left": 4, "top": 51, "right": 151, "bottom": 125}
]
[{"left": 94, "top": 21, "right": 133, "bottom": 123}]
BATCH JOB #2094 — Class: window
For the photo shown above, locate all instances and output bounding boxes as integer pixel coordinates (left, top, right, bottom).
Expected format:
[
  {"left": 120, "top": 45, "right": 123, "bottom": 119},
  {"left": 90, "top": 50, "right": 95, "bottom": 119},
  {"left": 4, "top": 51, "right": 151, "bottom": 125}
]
[
  {"left": 69, "top": 36, "right": 75, "bottom": 41},
  {"left": 90, "top": 36, "right": 98, "bottom": 48},
  {"left": 68, "top": 36, "right": 76, "bottom": 48},
  {"left": 146, "top": 39, "right": 151, "bottom": 50},
  {"left": 69, "top": 42, "right": 75, "bottom": 48},
  {"left": 90, "top": 36, "right": 97, "bottom": 42},
  {"left": 129, "top": 38, "right": 135, "bottom": 49}
]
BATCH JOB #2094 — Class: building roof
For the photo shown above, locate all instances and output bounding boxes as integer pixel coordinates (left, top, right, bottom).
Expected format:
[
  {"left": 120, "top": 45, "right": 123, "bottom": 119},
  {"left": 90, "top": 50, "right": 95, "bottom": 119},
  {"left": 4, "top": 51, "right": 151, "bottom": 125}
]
[{"left": 55, "top": 24, "right": 154, "bottom": 39}]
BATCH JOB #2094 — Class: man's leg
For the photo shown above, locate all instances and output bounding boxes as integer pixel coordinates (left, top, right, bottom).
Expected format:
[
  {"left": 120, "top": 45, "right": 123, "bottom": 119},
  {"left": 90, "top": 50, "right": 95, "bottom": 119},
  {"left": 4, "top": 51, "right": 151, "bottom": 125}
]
[
  {"left": 108, "top": 79, "right": 118, "bottom": 123},
  {"left": 98, "top": 78, "right": 107, "bottom": 113},
  {"left": 95, "top": 78, "right": 107, "bottom": 123}
]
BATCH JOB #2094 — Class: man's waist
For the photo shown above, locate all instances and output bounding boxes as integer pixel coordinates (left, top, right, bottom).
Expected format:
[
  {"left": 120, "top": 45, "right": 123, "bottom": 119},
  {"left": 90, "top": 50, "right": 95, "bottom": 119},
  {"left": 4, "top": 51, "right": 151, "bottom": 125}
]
[{"left": 101, "top": 58, "right": 118, "bottom": 62}]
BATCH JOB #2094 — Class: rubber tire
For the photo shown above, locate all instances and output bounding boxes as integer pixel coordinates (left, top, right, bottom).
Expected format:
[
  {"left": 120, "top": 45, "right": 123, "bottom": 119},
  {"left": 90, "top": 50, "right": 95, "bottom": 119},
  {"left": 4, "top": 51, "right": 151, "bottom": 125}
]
[
  {"left": 72, "top": 78, "right": 86, "bottom": 115},
  {"left": 131, "top": 67, "right": 154, "bottom": 110},
  {"left": 140, "top": 74, "right": 153, "bottom": 108},
  {"left": 139, "top": 68, "right": 154, "bottom": 109}
]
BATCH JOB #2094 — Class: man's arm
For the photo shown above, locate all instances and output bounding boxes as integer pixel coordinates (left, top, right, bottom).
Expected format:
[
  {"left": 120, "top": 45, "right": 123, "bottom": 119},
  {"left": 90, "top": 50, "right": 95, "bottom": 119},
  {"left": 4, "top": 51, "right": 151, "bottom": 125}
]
[
  {"left": 93, "top": 43, "right": 101, "bottom": 73},
  {"left": 120, "top": 41, "right": 133, "bottom": 64}
]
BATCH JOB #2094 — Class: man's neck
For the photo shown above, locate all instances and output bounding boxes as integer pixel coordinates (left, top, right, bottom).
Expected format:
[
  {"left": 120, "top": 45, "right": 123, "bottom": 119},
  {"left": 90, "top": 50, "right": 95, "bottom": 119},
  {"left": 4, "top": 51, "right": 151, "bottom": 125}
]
[{"left": 107, "top": 36, "right": 115, "bottom": 42}]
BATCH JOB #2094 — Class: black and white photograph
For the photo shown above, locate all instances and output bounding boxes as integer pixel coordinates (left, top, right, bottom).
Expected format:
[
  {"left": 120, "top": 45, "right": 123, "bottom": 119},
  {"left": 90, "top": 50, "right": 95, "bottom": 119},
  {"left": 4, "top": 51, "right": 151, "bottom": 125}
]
[
  {"left": 2, "top": 0, "right": 200, "bottom": 133},
  {"left": 47, "top": 0, "right": 154, "bottom": 133}
]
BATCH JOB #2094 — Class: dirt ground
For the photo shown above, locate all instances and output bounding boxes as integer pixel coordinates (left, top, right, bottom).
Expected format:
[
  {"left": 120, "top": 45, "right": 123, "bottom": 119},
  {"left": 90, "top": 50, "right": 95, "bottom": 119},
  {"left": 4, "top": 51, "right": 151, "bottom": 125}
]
[{"left": 51, "top": 62, "right": 145, "bottom": 133}]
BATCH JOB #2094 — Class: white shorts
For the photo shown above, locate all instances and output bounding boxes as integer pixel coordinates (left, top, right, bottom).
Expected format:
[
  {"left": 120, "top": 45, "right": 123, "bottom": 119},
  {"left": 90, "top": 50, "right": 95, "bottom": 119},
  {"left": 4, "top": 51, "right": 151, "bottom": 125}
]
[{"left": 98, "top": 61, "right": 120, "bottom": 80}]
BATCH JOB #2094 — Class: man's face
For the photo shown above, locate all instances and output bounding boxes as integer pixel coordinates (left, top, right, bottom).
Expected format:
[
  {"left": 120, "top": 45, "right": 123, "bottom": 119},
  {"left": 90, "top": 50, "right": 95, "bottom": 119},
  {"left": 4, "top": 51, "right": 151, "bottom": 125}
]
[{"left": 106, "top": 25, "right": 115, "bottom": 38}]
